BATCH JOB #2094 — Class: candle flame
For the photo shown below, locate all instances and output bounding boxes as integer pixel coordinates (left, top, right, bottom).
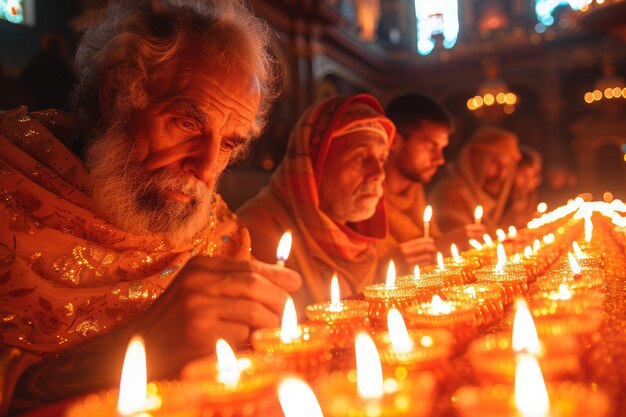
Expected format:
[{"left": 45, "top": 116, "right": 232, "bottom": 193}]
[
  {"left": 568, "top": 252, "right": 581, "bottom": 275},
  {"left": 533, "top": 239, "right": 541, "bottom": 252},
  {"left": 387, "top": 308, "right": 413, "bottom": 353},
  {"left": 542, "top": 234, "right": 554, "bottom": 244},
  {"left": 474, "top": 205, "right": 483, "bottom": 222},
  {"left": 496, "top": 243, "right": 507, "bottom": 264},
  {"left": 280, "top": 297, "right": 301, "bottom": 343},
  {"left": 330, "top": 273, "right": 341, "bottom": 308},
  {"left": 537, "top": 202, "right": 548, "bottom": 214},
  {"left": 423, "top": 205, "right": 433, "bottom": 223},
  {"left": 513, "top": 253, "right": 521, "bottom": 263},
  {"left": 496, "top": 228, "right": 507, "bottom": 242},
  {"left": 278, "top": 378, "right": 324, "bottom": 417},
  {"left": 572, "top": 241, "right": 584, "bottom": 258},
  {"left": 436, "top": 252, "right": 445, "bottom": 270},
  {"left": 276, "top": 232, "right": 293, "bottom": 264},
  {"left": 483, "top": 233, "right": 493, "bottom": 247},
  {"left": 385, "top": 260, "right": 396, "bottom": 288},
  {"left": 355, "top": 333, "right": 384, "bottom": 399},
  {"left": 508, "top": 225, "right": 518, "bottom": 237},
  {"left": 512, "top": 299, "right": 540, "bottom": 356},
  {"left": 216, "top": 339, "right": 239, "bottom": 387},
  {"left": 413, "top": 264, "right": 420, "bottom": 281},
  {"left": 515, "top": 354, "right": 550, "bottom": 417},
  {"left": 469, "top": 239, "right": 483, "bottom": 250},
  {"left": 584, "top": 217, "right": 593, "bottom": 243},
  {"left": 463, "top": 286, "right": 477, "bottom": 299},
  {"left": 117, "top": 336, "right": 149, "bottom": 415},
  {"left": 551, "top": 284, "right": 572, "bottom": 301},
  {"left": 430, "top": 295, "right": 453, "bottom": 314},
  {"left": 451, "top": 244, "right": 461, "bottom": 263},
  {"left": 524, "top": 246, "right": 533, "bottom": 258}
]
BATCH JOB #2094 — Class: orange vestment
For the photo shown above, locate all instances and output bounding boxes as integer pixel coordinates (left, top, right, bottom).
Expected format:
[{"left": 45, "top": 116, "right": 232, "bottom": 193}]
[
  {"left": 237, "top": 95, "right": 394, "bottom": 308},
  {"left": 376, "top": 181, "right": 441, "bottom": 276},
  {"left": 430, "top": 126, "right": 521, "bottom": 233},
  {"left": 0, "top": 107, "right": 250, "bottom": 411}
]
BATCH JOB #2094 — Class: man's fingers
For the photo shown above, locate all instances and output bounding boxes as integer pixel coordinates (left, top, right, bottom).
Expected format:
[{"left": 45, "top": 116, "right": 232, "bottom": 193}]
[
  {"left": 184, "top": 257, "right": 301, "bottom": 293},
  {"left": 217, "top": 299, "right": 280, "bottom": 330}
]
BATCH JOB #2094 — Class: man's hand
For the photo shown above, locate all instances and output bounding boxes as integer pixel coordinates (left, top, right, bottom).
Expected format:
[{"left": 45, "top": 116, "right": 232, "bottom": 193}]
[
  {"left": 397, "top": 237, "right": 437, "bottom": 267},
  {"left": 435, "top": 224, "right": 488, "bottom": 253},
  {"left": 137, "top": 257, "right": 301, "bottom": 378}
]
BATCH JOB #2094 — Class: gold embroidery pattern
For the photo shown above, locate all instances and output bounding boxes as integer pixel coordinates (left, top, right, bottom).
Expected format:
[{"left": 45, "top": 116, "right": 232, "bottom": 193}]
[
  {"left": 53, "top": 245, "right": 118, "bottom": 285},
  {"left": 75, "top": 319, "right": 100, "bottom": 338}
]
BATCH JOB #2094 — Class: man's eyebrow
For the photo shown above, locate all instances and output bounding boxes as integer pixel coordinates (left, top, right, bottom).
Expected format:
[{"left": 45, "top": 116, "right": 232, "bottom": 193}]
[
  {"left": 163, "top": 100, "right": 208, "bottom": 125},
  {"left": 225, "top": 134, "right": 249, "bottom": 147}
]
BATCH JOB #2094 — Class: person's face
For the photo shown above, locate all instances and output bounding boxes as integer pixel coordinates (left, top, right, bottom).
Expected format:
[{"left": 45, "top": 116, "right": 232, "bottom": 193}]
[
  {"left": 131, "top": 58, "right": 261, "bottom": 196},
  {"left": 394, "top": 121, "right": 449, "bottom": 183},
  {"left": 87, "top": 55, "right": 260, "bottom": 245},
  {"left": 482, "top": 154, "right": 516, "bottom": 197},
  {"left": 515, "top": 163, "right": 542, "bottom": 193},
  {"left": 319, "top": 130, "right": 389, "bottom": 223}
]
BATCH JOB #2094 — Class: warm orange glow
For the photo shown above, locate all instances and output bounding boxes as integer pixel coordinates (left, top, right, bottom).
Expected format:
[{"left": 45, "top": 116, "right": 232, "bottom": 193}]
[
  {"left": 355, "top": 333, "right": 384, "bottom": 399},
  {"left": 515, "top": 354, "right": 550, "bottom": 417},
  {"left": 508, "top": 225, "right": 518, "bottom": 237},
  {"left": 474, "top": 205, "right": 483, "bottom": 223},
  {"left": 423, "top": 205, "right": 433, "bottom": 223},
  {"left": 469, "top": 239, "right": 483, "bottom": 250},
  {"left": 413, "top": 264, "right": 420, "bottom": 281},
  {"left": 276, "top": 232, "right": 293, "bottom": 264},
  {"left": 572, "top": 241, "right": 585, "bottom": 258},
  {"left": 496, "top": 243, "right": 507, "bottom": 263},
  {"left": 584, "top": 217, "right": 593, "bottom": 243},
  {"left": 533, "top": 239, "right": 541, "bottom": 252},
  {"left": 483, "top": 233, "right": 493, "bottom": 247},
  {"left": 549, "top": 283, "right": 572, "bottom": 301},
  {"left": 512, "top": 299, "right": 540, "bottom": 356},
  {"left": 387, "top": 308, "right": 413, "bottom": 353},
  {"left": 463, "top": 286, "right": 477, "bottom": 299},
  {"left": 496, "top": 228, "right": 506, "bottom": 242},
  {"left": 436, "top": 252, "right": 445, "bottom": 270},
  {"left": 216, "top": 339, "right": 240, "bottom": 387},
  {"left": 385, "top": 260, "right": 396, "bottom": 288},
  {"left": 279, "top": 378, "right": 324, "bottom": 417},
  {"left": 451, "top": 244, "right": 461, "bottom": 263},
  {"left": 280, "top": 297, "right": 301, "bottom": 343},
  {"left": 537, "top": 202, "right": 547, "bottom": 213},
  {"left": 524, "top": 246, "right": 533, "bottom": 258},
  {"left": 430, "top": 295, "right": 453, "bottom": 315},
  {"left": 329, "top": 273, "right": 342, "bottom": 312},
  {"left": 568, "top": 252, "right": 581, "bottom": 275},
  {"left": 117, "top": 336, "right": 160, "bottom": 415},
  {"left": 513, "top": 253, "right": 521, "bottom": 263}
]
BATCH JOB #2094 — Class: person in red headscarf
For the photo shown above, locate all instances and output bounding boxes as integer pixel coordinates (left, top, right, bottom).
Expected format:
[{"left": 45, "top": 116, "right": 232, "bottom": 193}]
[{"left": 237, "top": 94, "right": 395, "bottom": 308}]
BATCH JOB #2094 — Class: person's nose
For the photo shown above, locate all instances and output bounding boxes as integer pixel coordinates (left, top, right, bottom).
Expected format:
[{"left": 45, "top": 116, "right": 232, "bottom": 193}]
[
  {"left": 367, "top": 157, "right": 386, "bottom": 182},
  {"left": 181, "top": 132, "right": 222, "bottom": 185},
  {"left": 433, "top": 149, "right": 445, "bottom": 166}
]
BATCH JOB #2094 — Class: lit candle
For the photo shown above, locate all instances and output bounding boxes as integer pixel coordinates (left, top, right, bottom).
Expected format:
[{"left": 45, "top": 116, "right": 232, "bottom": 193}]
[
  {"left": 436, "top": 252, "right": 445, "bottom": 271},
  {"left": 276, "top": 231, "right": 293, "bottom": 266},
  {"left": 441, "top": 282, "right": 506, "bottom": 327},
  {"left": 413, "top": 264, "right": 420, "bottom": 281},
  {"left": 568, "top": 252, "right": 581, "bottom": 279},
  {"left": 537, "top": 201, "right": 548, "bottom": 214},
  {"left": 572, "top": 241, "right": 585, "bottom": 259},
  {"left": 469, "top": 239, "right": 483, "bottom": 250},
  {"left": 279, "top": 378, "right": 324, "bottom": 417},
  {"left": 515, "top": 354, "right": 550, "bottom": 417},
  {"left": 387, "top": 308, "right": 413, "bottom": 353},
  {"left": 496, "top": 228, "right": 507, "bottom": 242},
  {"left": 451, "top": 244, "right": 461, "bottom": 264},
  {"left": 423, "top": 205, "right": 433, "bottom": 239},
  {"left": 362, "top": 261, "right": 418, "bottom": 325},
  {"left": 474, "top": 205, "right": 483, "bottom": 224},
  {"left": 512, "top": 299, "right": 540, "bottom": 356},
  {"left": 215, "top": 339, "right": 240, "bottom": 387},
  {"left": 118, "top": 336, "right": 161, "bottom": 415},
  {"left": 305, "top": 274, "right": 369, "bottom": 349},
  {"left": 584, "top": 216, "right": 593, "bottom": 243},
  {"left": 483, "top": 233, "right": 493, "bottom": 247},
  {"left": 508, "top": 225, "right": 518, "bottom": 237},
  {"left": 252, "top": 297, "right": 330, "bottom": 380}
]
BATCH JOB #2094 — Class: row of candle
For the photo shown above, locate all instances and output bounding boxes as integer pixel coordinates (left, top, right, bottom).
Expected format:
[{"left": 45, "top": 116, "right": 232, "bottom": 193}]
[{"left": 63, "top": 200, "right": 625, "bottom": 417}]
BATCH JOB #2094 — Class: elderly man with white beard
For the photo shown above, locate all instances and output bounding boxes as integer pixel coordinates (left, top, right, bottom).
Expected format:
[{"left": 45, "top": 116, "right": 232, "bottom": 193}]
[{"left": 0, "top": 0, "right": 300, "bottom": 414}]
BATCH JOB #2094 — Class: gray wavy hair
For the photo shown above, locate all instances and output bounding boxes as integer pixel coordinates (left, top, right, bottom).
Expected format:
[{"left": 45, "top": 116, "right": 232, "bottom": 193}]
[{"left": 73, "top": 0, "right": 279, "bottom": 135}]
